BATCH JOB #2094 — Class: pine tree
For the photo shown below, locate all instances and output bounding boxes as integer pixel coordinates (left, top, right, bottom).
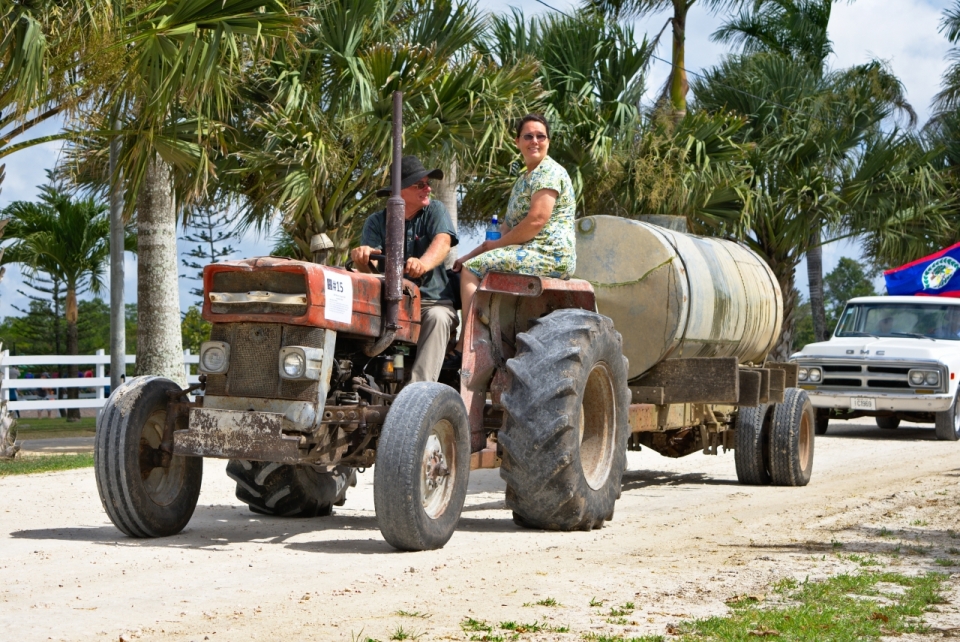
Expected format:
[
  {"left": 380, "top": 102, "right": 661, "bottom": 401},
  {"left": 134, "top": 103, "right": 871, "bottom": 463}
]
[{"left": 181, "top": 207, "right": 237, "bottom": 305}]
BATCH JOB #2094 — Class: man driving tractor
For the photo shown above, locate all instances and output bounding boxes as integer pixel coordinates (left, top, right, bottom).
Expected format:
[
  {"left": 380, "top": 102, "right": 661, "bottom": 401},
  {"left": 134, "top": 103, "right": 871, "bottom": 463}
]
[{"left": 350, "top": 155, "right": 459, "bottom": 382}]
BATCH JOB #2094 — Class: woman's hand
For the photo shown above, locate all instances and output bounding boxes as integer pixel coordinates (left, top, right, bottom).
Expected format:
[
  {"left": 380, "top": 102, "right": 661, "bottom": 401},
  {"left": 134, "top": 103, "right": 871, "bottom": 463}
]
[{"left": 452, "top": 239, "right": 497, "bottom": 273}]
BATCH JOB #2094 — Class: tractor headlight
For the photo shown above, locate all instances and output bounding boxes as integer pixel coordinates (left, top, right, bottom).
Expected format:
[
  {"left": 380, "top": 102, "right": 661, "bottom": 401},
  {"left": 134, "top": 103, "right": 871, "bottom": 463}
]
[
  {"left": 279, "top": 346, "right": 323, "bottom": 381},
  {"left": 798, "top": 367, "right": 809, "bottom": 382},
  {"left": 199, "top": 341, "right": 230, "bottom": 374},
  {"left": 808, "top": 368, "right": 822, "bottom": 383}
]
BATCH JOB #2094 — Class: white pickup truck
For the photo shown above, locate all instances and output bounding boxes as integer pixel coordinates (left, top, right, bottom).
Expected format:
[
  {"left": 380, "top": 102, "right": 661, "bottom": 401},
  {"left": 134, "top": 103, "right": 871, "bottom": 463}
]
[{"left": 790, "top": 295, "right": 960, "bottom": 441}]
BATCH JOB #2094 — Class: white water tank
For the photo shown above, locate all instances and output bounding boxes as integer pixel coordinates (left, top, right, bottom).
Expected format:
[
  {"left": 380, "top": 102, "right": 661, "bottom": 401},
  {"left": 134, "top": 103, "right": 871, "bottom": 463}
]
[{"left": 574, "top": 216, "right": 783, "bottom": 380}]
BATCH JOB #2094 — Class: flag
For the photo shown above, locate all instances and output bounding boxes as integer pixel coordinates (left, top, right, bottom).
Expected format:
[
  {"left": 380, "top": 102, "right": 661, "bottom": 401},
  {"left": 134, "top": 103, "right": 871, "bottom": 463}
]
[{"left": 884, "top": 241, "right": 960, "bottom": 297}]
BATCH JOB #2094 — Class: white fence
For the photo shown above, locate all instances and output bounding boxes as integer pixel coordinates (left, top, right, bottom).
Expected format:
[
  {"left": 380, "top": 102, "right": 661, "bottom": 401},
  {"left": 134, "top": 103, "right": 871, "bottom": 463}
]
[{"left": 0, "top": 349, "right": 200, "bottom": 412}]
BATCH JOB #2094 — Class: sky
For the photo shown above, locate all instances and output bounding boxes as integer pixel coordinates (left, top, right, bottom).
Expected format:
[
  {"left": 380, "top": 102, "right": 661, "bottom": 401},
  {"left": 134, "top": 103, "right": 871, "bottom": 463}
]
[{"left": 0, "top": 0, "right": 955, "bottom": 321}]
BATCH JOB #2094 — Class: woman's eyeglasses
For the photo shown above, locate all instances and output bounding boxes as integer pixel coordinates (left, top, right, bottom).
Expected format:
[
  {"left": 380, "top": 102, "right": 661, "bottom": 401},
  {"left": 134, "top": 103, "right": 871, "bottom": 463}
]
[{"left": 521, "top": 133, "right": 548, "bottom": 142}]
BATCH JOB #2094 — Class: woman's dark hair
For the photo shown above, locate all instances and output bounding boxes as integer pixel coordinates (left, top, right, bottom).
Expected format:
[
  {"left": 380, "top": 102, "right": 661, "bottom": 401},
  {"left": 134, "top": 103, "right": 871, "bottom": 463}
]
[{"left": 515, "top": 113, "right": 550, "bottom": 139}]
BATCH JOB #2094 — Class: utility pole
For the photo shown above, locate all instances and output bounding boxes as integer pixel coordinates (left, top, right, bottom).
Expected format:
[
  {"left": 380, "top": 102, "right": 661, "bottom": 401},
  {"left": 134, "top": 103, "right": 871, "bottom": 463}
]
[{"left": 109, "top": 123, "right": 125, "bottom": 390}]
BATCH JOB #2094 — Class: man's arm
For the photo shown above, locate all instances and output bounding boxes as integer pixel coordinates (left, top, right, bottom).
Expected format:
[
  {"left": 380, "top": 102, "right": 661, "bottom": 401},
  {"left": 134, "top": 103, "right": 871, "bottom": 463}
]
[
  {"left": 350, "top": 245, "right": 380, "bottom": 273},
  {"left": 406, "top": 233, "right": 451, "bottom": 279}
]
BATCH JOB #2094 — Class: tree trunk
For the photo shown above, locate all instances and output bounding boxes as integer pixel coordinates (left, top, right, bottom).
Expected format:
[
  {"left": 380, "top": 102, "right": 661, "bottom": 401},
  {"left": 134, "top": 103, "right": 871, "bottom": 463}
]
[
  {"left": 109, "top": 125, "right": 126, "bottom": 389},
  {"left": 807, "top": 230, "right": 829, "bottom": 342},
  {"left": 136, "top": 156, "right": 186, "bottom": 386},
  {"left": 65, "top": 287, "right": 80, "bottom": 421},
  {"left": 670, "top": 0, "right": 689, "bottom": 121},
  {"left": 437, "top": 158, "right": 459, "bottom": 268},
  {"left": 770, "top": 265, "right": 799, "bottom": 363}
]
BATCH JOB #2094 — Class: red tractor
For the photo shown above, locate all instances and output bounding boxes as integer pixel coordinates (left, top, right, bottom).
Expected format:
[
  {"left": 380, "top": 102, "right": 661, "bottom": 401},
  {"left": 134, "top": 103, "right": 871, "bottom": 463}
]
[{"left": 94, "top": 95, "right": 631, "bottom": 550}]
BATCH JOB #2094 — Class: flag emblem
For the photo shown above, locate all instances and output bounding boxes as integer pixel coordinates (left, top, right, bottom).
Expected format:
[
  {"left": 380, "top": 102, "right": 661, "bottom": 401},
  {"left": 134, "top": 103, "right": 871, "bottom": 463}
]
[{"left": 922, "top": 257, "right": 960, "bottom": 290}]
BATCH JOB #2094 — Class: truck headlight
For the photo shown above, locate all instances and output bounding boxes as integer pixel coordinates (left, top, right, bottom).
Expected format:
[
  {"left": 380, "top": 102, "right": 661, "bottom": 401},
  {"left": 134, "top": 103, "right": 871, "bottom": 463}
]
[
  {"left": 808, "top": 368, "right": 822, "bottom": 383},
  {"left": 908, "top": 369, "right": 939, "bottom": 387},
  {"left": 199, "top": 341, "right": 230, "bottom": 374},
  {"left": 798, "top": 367, "right": 808, "bottom": 381},
  {"left": 279, "top": 346, "right": 323, "bottom": 381}
]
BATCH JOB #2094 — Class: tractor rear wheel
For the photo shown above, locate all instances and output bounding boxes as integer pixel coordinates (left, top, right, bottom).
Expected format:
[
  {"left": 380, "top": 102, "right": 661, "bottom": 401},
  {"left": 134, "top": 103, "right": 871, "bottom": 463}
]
[
  {"left": 94, "top": 376, "right": 203, "bottom": 537},
  {"left": 226, "top": 460, "right": 355, "bottom": 517},
  {"left": 374, "top": 383, "right": 470, "bottom": 551},
  {"left": 734, "top": 404, "right": 772, "bottom": 485},
  {"left": 768, "top": 388, "right": 815, "bottom": 487},
  {"left": 500, "top": 309, "right": 630, "bottom": 531}
]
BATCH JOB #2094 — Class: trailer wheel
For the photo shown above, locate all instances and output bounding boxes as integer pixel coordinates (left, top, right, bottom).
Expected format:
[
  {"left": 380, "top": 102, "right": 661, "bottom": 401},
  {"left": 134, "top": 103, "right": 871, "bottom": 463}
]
[
  {"left": 94, "top": 376, "right": 202, "bottom": 537},
  {"left": 226, "top": 460, "right": 355, "bottom": 517},
  {"left": 815, "top": 408, "right": 830, "bottom": 435},
  {"left": 768, "top": 388, "right": 815, "bottom": 486},
  {"left": 374, "top": 383, "right": 470, "bottom": 551},
  {"left": 734, "top": 404, "right": 772, "bottom": 485},
  {"left": 876, "top": 416, "right": 900, "bottom": 431},
  {"left": 935, "top": 391, "right": 960, "bottom": 441},
  {"left": 500, "top": 309, "right": 630, "bottom": 531}
]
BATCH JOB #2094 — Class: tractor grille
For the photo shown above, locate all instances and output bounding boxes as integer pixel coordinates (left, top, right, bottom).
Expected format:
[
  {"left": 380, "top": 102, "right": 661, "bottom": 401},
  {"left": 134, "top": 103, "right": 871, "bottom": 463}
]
[
  {"left": 209, "top": 270, "right": 308, "bottom": 316},
  {"left": 205, "top": 322, "right": 325, "bottom": 401}
]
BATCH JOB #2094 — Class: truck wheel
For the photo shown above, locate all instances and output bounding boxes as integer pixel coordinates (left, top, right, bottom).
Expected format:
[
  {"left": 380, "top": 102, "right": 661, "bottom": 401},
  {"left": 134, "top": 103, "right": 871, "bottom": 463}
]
[
  {"left": 935, "top": 392, "right": 960, "bottom": 441},
  {"left": 94, "top": 376, "right": 203, "bottom": 537},
  {"left": 374, "top": 383, "right": 470, "bottom": 551},
  {"left": 815, "top": 408, "right": 830, "bottom": 435},
  {"left": 876, "top": 416, "right": 900, "bottom": 430},
  {"left": 226, "top": 460, "right": 355, "bottom": 517},
  {"left": 500, "top": 309, "right": 630, "bottom": 531},
  {"left": 734, "top": 404, "right": 772, "bottom": 485},
  {"left": 768, "top": 388, "right": 815, "bottom": 487}
]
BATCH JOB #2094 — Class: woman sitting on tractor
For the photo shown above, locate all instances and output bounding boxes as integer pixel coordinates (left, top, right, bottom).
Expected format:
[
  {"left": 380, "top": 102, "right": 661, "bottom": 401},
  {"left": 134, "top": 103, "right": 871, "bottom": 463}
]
[{"left": 453, "top": 114, "right": 577, "bottom": 343}]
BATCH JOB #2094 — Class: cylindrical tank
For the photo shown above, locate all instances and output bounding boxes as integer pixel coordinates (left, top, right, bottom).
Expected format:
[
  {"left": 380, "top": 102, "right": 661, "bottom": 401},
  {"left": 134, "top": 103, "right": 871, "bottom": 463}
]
[{"left": 574, "top": 215, "right": 783, "bottom": 381}]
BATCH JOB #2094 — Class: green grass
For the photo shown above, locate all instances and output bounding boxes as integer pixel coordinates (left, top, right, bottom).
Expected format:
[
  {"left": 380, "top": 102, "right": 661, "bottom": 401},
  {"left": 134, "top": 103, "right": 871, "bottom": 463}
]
[
  {"left": 582, "top": 635, "right": 664, "bottom": 642},
  {"left": 523, "top": 597, "right": 561, "bottom": 607},
  {"left": 672, "top": 571, "right": 946, "bottom": 641},
  {"left": 499, "top": 621, "right": 543, "bottom": 633},
  {"left": 0, "top": 453, "right": 93, "bottom": 476},
  {"left": 12, "top": 416, "right": 96, "bottom": 440}
]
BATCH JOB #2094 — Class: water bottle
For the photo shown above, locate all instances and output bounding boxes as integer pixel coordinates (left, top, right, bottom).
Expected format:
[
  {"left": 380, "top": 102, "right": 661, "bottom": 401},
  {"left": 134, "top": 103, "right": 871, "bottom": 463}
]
[{"left": 485, "top": 214, "right": 501, "bottom": 242}]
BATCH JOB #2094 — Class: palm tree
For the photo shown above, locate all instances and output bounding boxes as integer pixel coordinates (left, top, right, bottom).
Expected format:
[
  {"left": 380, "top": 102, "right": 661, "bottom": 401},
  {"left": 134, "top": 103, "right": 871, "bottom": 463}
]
[
  {"left": 226, "top": 0, "right": 538, "bottom": 260},
  {"left": 710, "top": 0, "right": 918, "bottom": 345},
  {"left": 693, "top": 53, "right": 943, "bottom": 358},
  {"left": 934, "top": 0, "right": 960, "bottom": 113},
  {"left": 66, "top": 0, "right": 298, "bottom": 384},
  {"left": 586, "top": 0, "right": 746, "bottom": 119},
  {"left": 1, "top": 182, "right": 129, "bottom": 420}
]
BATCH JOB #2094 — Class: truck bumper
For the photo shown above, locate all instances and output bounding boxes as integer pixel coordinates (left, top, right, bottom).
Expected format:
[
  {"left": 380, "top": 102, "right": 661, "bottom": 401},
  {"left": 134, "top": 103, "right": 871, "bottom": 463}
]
[
  {"left": 174, "top": 407, "right": 301, "bottom": 462},
  {"left": 802, "top": 390, "right": 954, "bottom": 413}
]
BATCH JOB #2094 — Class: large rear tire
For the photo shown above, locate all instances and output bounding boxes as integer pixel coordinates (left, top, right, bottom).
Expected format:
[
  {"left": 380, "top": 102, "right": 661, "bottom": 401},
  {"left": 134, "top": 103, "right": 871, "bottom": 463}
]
[
  {"left": 500, "top": 309, "right": 630, "bottom": 531},
  {"left": 935, "top": 391, "right": 960, "bottom": 441},
  {"left": 94, "top": 377, "right": 203, "bottom": 537},
  {"left": 734, "top": 404, "right": 772, "bottom": 485},
  {"left": 768, "top": 388, "right": 815, "bottom": 487},
  {"left": 374, "top": 383, "right": 470, "bottom": 551},
  {"left": 226, "top": 460, "right": 355, "bottom": 517}
]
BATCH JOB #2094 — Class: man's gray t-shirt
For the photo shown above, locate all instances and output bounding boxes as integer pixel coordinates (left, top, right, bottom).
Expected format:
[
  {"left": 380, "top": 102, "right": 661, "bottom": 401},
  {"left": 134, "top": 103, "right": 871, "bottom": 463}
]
[{"left": 360, "top": 200, "right": 459, "bottom": 303}]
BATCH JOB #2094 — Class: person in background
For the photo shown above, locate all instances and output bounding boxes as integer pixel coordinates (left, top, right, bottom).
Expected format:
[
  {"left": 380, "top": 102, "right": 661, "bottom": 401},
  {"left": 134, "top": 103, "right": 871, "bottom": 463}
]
[
  {"left": 350, "top": 155, "right": 459, "bottom": 383},
  {"left": 39, "top": 372, "right": 55, "bottom": 419}
]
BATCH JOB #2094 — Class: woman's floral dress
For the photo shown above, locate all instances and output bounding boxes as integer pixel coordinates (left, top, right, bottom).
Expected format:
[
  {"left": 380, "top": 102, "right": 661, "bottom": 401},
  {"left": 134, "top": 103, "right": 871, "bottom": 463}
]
[{"left": 464, "top": 155, "right": 576, "bottom": 279}]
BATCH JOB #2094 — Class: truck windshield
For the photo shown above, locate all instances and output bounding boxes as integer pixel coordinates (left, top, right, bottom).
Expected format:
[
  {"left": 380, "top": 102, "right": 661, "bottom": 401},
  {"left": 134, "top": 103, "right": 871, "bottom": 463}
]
[{"left": 836, "top": 303, "right": 960, "bottom": 340}]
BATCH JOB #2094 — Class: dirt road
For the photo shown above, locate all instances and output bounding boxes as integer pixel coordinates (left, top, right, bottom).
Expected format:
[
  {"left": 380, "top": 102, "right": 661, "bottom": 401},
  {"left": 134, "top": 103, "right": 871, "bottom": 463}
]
[{"left": 3, "top": 417, "right": 960, "bottom": 642}]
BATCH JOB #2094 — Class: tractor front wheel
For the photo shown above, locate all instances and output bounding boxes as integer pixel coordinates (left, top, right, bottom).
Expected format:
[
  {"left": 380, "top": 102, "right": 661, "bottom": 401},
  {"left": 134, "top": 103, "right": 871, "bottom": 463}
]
[
  {"left": 94, "top": 377, "right": 202, "bottom": 537},
  {"left": 374, "top": 383, "right": 470, "bottom": 551}
]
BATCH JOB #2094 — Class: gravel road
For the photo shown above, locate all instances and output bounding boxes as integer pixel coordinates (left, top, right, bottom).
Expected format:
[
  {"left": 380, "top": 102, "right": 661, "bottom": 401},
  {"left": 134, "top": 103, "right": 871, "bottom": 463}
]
[{"left": 3, "top": 417, "right": 960, "bottom": 641}]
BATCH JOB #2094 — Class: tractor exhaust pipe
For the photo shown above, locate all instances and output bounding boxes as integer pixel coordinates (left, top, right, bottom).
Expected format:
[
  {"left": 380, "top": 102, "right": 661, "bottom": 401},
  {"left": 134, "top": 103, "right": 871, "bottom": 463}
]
[{"left": 365, "top": 91, "right": 404, "bottom": 357}]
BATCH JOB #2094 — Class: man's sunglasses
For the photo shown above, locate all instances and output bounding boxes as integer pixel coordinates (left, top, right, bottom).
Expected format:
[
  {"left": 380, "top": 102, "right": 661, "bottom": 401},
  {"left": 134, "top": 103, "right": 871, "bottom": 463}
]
[
  {"left": 412, "top": 179, "right": 432, "bottom": 190},
  {"left": 521, "top": 133, "right": 548, "bottom": 142}
]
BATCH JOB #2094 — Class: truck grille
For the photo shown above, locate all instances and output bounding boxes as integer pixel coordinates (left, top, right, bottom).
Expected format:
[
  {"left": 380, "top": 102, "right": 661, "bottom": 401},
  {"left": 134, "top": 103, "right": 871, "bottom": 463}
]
[
  {"left": 797, "top": 360, "right": 945, "bottom": 392},
  {"left": 205, "top": 322, "right": 325, "bottom": 401}
]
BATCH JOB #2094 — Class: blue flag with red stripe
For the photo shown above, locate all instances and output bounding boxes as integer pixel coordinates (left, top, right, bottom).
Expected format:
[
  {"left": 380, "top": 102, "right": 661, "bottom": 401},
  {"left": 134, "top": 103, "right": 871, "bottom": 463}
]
[{"left": 884, "top": 241, "right": 960, "bottom": 297}]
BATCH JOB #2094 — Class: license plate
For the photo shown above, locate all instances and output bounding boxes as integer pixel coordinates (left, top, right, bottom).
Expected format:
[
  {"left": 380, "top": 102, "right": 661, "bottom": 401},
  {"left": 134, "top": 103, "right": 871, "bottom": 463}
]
[{"left": 851, "top": 397, "right": 876, "bottom": 411}]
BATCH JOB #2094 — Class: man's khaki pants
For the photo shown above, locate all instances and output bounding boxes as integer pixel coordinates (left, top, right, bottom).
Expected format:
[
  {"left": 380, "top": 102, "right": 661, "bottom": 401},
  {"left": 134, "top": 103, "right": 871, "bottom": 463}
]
[{"left": 410, "top": 300, "right": 459, "bottom": 383}]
